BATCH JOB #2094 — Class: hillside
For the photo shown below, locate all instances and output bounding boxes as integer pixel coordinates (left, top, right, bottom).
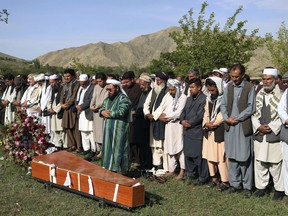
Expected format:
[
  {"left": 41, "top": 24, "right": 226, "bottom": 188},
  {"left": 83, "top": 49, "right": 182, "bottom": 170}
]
[
  {"left": 2, "top": 26, "right": 273, "bottom": 74},
  {"left": 37, "top": 27, "right": 178, "bottom": 69},
  {"left": 0, "top": 52, "right": 31, "bottom": 71}
]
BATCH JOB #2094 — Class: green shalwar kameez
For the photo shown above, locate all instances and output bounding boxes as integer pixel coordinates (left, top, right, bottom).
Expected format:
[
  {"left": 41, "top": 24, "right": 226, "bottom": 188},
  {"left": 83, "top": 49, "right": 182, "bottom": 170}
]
[{"left": 99, "top": 92, "right": 131, "bottom": 172}]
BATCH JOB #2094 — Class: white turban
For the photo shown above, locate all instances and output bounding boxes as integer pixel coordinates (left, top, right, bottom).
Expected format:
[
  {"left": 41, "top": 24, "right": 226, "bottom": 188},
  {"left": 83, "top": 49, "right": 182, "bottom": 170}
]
[
  {"left": 106, "top": 79, "right": 127, "bottom": 96},
  {"left": 167, "top": 79, "right": 182, "bottom": 111},
  {"left": 205, "top": 76, "right": 224, "bottom": 122},
  {"left": 34, "top": 73, "right": 45, "bottom": 82},
  {"left": 79, "top": 74, "right": 88, "bottom": 81},
  {"left": 167, "top": 79, "right": 181, "bottom": 89},
  {"left": 207, "top": 76, "right": 224, "bottom": 96},
  {"left": 49, "top": 74, "right": 59, "bottom": 80},
  {"left": 263, "top": 68, "right": 278, "bottom": 77}
]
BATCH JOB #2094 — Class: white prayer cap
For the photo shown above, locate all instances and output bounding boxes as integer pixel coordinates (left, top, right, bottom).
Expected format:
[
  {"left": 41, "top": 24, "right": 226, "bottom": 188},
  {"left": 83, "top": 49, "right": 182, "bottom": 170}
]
[
  {"left": 92, "top": 75, "right": 96, "bottom": 80},
  {"left": 139, "top": 74, "right": 152, "bottom": 83},
  {"left": 79, "top": 74, "right": 88, "bottom": 81},
  {"left": 263, "top": 68, "right": 278, "bottom": 77},
  {"left": 34, "top": 73, "right": 45, "bottom": 82},
  {"left": 219, "top": 68, "right": 228, "bottom": 73},
  {"left": 212, "top": 69, "right": 224, "bottom": 75},
  {"left": 167, "top": 79, "right": 181, "bottom": 89},
  {"left": 49, "top": 74, "right": 59, "bottom": 80},
  {"left": 106, "top": 79, "right": 127, "bottom": 96}
]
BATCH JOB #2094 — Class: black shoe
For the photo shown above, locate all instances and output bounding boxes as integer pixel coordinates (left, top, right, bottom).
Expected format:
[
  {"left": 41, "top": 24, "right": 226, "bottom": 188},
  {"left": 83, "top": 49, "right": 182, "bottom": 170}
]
[
  {"left": 193, "top": 180, "right": 208, "bottom": 186},
  {"left": 272, "top": 190, "right": 284, "bottom": 201},
  {"left": 242, "top": 189, "right": 251, "bottom": 198},
  {"left": 84, "top": 151, "right": 96, "bottom": 161},
  {"left": 253, "top": 189, "right": 267, "bottom": 197},
  {"left": 80, "top": 150, "right": 90, "bottom": 155},
  {"left": 55, "top": 146, "right": 63, "bottom": 152},
  {"left": 228, "top": 187, "right": 242, "bottom": 193},
  {"left": 155, "top": 164, "right": 163, "bottom": 171}
]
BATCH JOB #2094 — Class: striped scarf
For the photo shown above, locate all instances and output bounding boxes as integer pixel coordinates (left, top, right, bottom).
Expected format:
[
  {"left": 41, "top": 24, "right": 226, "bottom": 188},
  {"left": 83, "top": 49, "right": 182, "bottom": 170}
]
[{"left": 254, "top": 84, "right": 281, "bottom": 120}]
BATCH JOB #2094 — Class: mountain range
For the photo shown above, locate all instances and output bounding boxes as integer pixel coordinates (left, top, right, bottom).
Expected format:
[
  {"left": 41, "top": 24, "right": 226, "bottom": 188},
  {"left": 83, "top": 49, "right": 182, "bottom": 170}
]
[{"left": 2, "top": 26, "right": 273, "bottom": 75}]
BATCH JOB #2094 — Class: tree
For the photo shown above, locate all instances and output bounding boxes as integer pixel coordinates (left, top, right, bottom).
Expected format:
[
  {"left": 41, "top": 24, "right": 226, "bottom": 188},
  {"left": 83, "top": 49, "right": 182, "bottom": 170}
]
[
  {"left": 0, "top": 9, "right": 9, "bottom": 24},
  {"left": 265, "top": 22, "right": 288, "bottom": 74},
  {"left": 150, "top": 1, "right": 263, "bottom": 75},
  {"left": 32, "top": 58, "right": 41, "bottom": 69}
]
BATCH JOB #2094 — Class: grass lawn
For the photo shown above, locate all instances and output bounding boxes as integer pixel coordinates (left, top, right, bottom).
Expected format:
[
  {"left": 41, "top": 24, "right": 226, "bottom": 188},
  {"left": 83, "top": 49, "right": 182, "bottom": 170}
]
[{"left": 1, "top": 148, "right": 288, "bottom": 216}]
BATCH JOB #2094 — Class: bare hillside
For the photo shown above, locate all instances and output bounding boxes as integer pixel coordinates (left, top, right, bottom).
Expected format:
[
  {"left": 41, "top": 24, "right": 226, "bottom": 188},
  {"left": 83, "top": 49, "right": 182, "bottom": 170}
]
[{"left": 36, "top": 26, "right": 273, "bottom": 74}]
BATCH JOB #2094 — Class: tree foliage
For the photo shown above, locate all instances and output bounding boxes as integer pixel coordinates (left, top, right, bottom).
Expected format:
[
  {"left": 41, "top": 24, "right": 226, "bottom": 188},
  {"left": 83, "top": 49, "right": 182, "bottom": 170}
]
[
  {"left": 265, "top": 22, "right": 288, "bottom": 74},
  {"left": 70, "top": 58, "right": 148, "bottom": 77},
  {"left": 0, "top": 9, "right": 9, "bottom": 24},
  {"left": 150, "top": 1, "right": 263, "bottom": 75},
  {"left": 32, "top": 58, "right": 41, "bottom": 69}
]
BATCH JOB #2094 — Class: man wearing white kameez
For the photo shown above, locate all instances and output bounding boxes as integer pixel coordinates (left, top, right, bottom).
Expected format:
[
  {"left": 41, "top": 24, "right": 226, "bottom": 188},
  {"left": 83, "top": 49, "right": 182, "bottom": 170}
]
[
  {"left": 278, "top": 87, "right": 288, "bottom": 198},
  {"left": 76, "top": 74, "right": 95, "bottom": 161},
  {"left": 153, "top": 79, "right": 187, "bottom": 180},
  {"left": 21, "top": 74, "right": 36, "bottom": 112},
  {"left": 39, "top": 75, "right": 52, "bottom": 136},
  {"left": 1, "top": 74, "right": 15, "bottom": 124},
  {"left": 47, "top": 74, "right": 65, "bottom": 149},
  {"left": 252, "top": 68, "right": 284, "bottom": 201},
  {"left": 22, "top": 74, "right": 44, "bottom": 117},
  {"left": 143, "top": 72, "right": 168, "bottom": 171}
]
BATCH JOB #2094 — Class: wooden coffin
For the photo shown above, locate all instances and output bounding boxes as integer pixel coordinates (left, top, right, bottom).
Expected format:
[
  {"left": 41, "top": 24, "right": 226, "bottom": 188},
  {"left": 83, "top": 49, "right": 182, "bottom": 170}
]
[{"left": 31, "top": 151, "right": 145, "bottom": 208}]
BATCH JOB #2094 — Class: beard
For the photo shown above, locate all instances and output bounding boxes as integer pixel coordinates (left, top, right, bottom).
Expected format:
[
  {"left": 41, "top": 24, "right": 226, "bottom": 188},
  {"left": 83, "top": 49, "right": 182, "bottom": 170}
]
[
  {"left": 263, "top": 82, "right": 275, "bottom": 93},
  {"left": 154, "top": 83, "right": 164, "bottom": 95},
  {"left": 210, "top": 93, "right": 218, "bottom": 101},
  {"left": 108, "top": 91, "right": 119, "bottom": 100},
  {"left": 51, "top": 84, "right": 60, "bottom": 92}
]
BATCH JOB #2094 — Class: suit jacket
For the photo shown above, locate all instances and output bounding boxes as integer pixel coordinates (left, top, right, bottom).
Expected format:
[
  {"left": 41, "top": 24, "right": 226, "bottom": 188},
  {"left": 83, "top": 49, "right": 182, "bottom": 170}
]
[
  {"left": 180, "top": 92, "right": 206, "bottom": 140},
  {"left": 76, "top": 84, "right": 94, "bottom": 121}
]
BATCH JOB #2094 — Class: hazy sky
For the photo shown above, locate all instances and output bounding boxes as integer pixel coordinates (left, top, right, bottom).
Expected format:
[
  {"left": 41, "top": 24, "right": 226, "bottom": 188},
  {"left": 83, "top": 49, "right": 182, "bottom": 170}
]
[{"left": 1, "top": 0, "right": 287, "bottom": 60}]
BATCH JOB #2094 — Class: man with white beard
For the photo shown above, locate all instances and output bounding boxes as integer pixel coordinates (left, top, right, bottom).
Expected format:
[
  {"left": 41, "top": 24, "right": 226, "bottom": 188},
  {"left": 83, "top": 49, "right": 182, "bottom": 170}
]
[
  {"left": 22, "top": 74, "right": 44, "bottom": 117},
  {"left": 252, "top": 68, "right": 284, "bottom": 201},
  {"left": 143, "top": 71, "right": 168, "bottom": 172}
]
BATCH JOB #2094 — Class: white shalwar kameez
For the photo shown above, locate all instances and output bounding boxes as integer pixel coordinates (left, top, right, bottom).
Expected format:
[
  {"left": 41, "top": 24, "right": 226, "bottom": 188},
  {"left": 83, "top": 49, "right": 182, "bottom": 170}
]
[
  {"left": 78, "top": 86, "right": 95, "bottom": 152},
  {"left": 278, "top": 89, "right": 288, "bottom": 196}
]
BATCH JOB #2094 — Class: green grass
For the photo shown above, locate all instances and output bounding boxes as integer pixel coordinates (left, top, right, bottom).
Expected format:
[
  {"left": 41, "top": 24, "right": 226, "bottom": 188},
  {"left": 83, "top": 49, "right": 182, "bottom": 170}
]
[{"left": 1, "top": 147, "right": 288, "bottom": 216}]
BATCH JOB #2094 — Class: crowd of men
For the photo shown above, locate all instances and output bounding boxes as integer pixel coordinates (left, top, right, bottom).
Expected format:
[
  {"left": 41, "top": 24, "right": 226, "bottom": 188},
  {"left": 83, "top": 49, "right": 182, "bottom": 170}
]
[{"left": 1, "top": 64, "right": 288, "bottom": 201}]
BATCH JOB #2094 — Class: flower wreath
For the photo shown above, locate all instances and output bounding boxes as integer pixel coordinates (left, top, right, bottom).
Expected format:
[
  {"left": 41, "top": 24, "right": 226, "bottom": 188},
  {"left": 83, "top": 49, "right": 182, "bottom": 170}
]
[{"left": 1, "top": 109, "right": 49, "bottom": 168}]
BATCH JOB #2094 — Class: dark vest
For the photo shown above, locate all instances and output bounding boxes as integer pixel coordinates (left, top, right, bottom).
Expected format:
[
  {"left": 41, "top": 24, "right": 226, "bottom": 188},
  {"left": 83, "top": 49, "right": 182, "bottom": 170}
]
[
  {"left": 204, "top": 101, "right": 224, "bottom": 142},
  {"left": 224, "top": 80, "right": 253, "bottom": 136},
  {"left": 151, "top": 86, "right": 168, "bottom": 140},
  {"left": 254, "top": 96, "right": 280, "bottom": 143},
  {"left": 150, "top": 85, "right": 167, "bottom": 113}
]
